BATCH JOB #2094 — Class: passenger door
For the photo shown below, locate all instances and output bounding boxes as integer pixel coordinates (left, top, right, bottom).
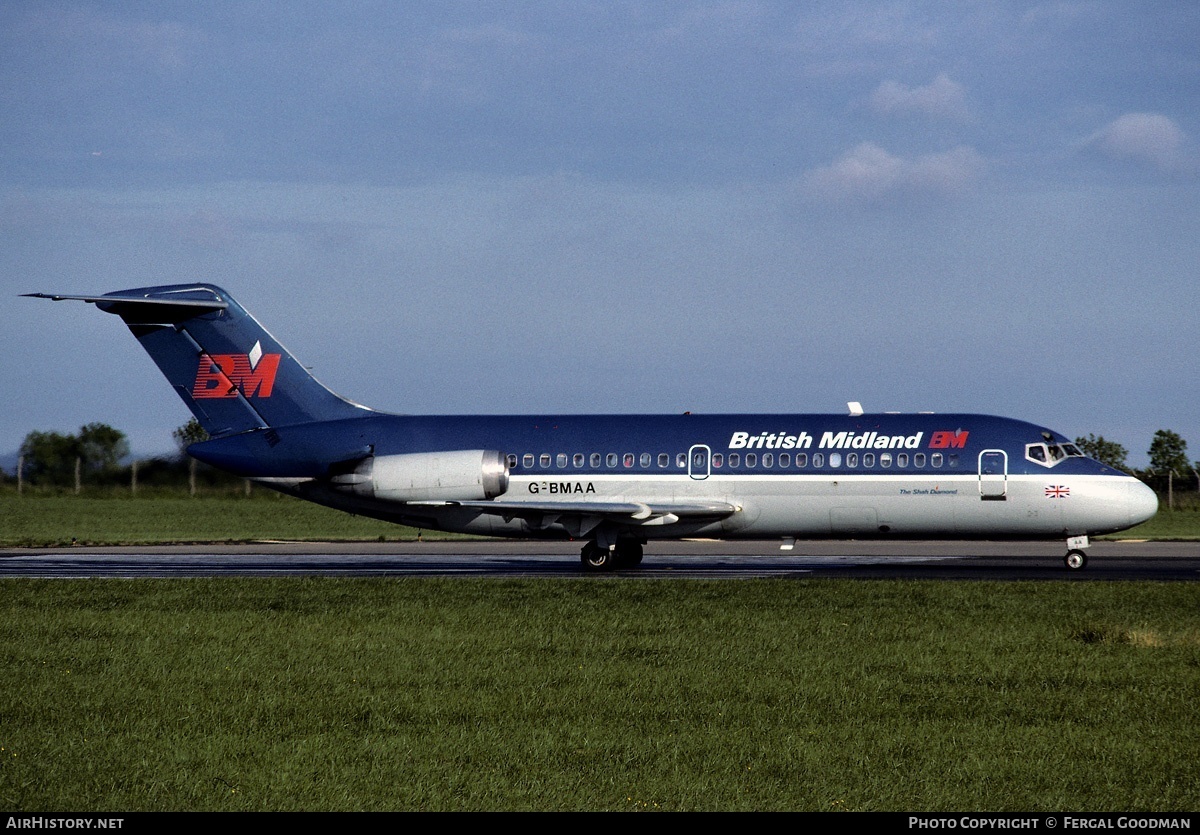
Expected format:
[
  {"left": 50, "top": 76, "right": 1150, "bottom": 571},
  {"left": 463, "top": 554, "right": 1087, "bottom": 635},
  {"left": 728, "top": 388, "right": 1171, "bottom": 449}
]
[{"left": 978, "top": 449, "right": 1008, "bottom": 501}]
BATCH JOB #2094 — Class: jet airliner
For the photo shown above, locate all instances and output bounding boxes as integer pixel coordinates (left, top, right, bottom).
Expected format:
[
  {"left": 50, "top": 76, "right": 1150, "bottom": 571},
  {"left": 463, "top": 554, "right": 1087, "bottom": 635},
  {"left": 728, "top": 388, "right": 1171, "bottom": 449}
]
[{"left": 27, "top": 284, "right": 1158, "bottom": 570}]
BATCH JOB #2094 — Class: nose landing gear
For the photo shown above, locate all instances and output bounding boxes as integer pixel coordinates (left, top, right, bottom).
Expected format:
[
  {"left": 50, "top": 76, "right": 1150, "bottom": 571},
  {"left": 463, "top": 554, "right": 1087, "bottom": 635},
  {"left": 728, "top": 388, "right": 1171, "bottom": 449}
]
[{"left": 1064, "top": 535, "right": 1090, "bottom": 570}]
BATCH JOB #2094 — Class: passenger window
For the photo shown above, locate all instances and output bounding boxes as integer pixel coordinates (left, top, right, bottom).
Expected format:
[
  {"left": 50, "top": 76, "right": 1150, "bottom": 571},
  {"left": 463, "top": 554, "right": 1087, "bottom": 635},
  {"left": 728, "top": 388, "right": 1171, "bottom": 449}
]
[
  {"left": 762, "top": 453, "right": 773, "bottom": 468},
  {"left": 846, "top": 453, "right": 858, "bottom": 468},
  {"left": 607, "top": 453, "right": 618, "bottom": 468},
  {"left": 623, "top": 453, "right": 634, "bottom": 468},
  {"left": 590, "top": 453, "right": 601, "bottom": 468},
  {"left": 796, "top": 453, "right": 808, "bottom": 468},
  {"left": 573, "top": 453, "right": 584, "bottom": 468},
  {"left": 507, "top": 454, "right": 517, "bottom": 469},
  {"left": 863, "top": 453, "right": 874, "bottom": 467},
  {"left": 880, "top": 452, "right": 891, "bottom": 468},
  {"left": 729, "top": 453, "right": 740, "bottom": 468},
  {"left": 745, "top": 453, "right": 757, "bottom": 468},
  {"left": 540, "top": 454, "right": 551, "bottom": 468},
  {"left": 522, "top": 454, "right": 534, "bottom": 468},
  {"left": 676, "top": 453, "right": 687, "bottom": 468},
  {"left": 658, "top": 453, "right": 669, "bottom": 467},
  {"left": 948, "top": 454, "right": 959, "bottom": 467},
  {"left": 557, "top": 453, "right": 567, "bottom": 468},
  {"left": 640, "top": 453, "right": 651, "bottom": 468},
  {"left": 812, "top": 453, "right": 824, "bottom": 467},
  {"left": 897, "top": 453, "right": 908, "bottom": 468},
  {"left": 712, "top": 453, "right": 723, "bottom": 468},
  {"left": 829, "top": 452, "right": 842, "bottom": 468},
  {"left": 932, "top": 453, "right": 943, "bottom": 468},
  {"left": 779, "top": 453, "right": 790, "bottom": 467},
  {"left": 914, "top": 453, "right": 925, "bottom": 468}
]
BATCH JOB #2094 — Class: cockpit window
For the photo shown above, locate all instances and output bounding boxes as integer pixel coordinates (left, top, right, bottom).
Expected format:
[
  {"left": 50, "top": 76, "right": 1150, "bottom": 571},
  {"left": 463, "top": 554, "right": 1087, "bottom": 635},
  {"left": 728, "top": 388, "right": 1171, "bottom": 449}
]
[{"left": 1026, "top": 440, "right": 1084, "bottom": 468}]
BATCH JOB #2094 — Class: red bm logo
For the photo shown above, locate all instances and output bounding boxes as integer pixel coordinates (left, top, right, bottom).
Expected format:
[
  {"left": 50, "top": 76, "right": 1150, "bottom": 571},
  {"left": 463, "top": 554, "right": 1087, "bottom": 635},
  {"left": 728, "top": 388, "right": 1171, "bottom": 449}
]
[
  {"left": 192, "top": 341, "right": 281, "bottom": 399},
  {"left": 929, "top": 430, "right": 969, "bottom": 449}
]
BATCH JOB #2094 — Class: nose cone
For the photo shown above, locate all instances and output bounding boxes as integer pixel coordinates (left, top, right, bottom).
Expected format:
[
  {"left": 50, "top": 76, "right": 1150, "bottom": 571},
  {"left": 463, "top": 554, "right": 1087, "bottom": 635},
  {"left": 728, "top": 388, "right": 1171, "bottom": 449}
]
[{"left": 1128, "top": 479, "right": 1159, "bottom": 527}]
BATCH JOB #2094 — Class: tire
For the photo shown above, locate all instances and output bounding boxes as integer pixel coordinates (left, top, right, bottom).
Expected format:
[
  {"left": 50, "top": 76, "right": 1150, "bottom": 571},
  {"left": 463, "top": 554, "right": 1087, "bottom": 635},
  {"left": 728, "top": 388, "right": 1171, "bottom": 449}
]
[
  {"left": 1065, "top": 550, "right": 1087, "bottom": 570},
  {"left": 580, "top": 542, "right": 614, "bottom": 571}
]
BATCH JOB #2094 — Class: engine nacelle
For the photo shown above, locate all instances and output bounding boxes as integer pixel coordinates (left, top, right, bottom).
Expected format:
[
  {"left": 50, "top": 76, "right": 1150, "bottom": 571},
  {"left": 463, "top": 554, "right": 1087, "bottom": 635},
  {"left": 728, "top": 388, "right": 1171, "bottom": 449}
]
[{"left": 330, "top": 450, "right": 509, "bottom": 503}]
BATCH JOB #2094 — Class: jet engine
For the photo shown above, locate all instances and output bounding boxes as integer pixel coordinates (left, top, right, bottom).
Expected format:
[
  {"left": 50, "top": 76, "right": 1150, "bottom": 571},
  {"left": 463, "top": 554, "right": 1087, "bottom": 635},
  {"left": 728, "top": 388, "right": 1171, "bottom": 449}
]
[{"left": 330, "top": 450, "right": 509, "bottom": 502}]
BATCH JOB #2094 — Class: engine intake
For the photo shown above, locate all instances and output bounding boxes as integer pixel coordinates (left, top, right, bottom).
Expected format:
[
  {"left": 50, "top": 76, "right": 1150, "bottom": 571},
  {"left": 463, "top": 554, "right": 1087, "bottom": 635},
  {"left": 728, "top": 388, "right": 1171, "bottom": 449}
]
[{"left": 330, "top": 450, "right": 509, "bottom": 502}]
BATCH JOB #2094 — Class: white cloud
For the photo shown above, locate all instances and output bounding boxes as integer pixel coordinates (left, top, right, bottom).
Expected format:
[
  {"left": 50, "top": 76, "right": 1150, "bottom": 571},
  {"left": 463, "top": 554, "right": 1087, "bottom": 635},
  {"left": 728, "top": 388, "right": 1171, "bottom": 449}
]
[
  {"left": 1087, "top": 113, "right": 1189, "bottom": 172},
  {"left": 869, "top": 74, "right": 970, "bottom": 121},
  {"left": 804, "top": 142, "right": 985, "bottom": 203}
]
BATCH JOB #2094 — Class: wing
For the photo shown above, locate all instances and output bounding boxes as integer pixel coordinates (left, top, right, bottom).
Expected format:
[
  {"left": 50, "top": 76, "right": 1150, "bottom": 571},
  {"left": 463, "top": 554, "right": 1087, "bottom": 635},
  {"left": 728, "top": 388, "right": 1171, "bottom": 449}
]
[{"left": 407, "top": 498, "right": 737, "bottom": 538}]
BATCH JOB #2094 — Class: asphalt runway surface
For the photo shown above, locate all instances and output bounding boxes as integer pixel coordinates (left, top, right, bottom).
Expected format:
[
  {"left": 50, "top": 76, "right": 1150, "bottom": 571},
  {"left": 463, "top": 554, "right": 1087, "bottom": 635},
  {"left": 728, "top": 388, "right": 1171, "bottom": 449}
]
[{"left": 1, "top": 540, "right": 1197, "bottom": 580}]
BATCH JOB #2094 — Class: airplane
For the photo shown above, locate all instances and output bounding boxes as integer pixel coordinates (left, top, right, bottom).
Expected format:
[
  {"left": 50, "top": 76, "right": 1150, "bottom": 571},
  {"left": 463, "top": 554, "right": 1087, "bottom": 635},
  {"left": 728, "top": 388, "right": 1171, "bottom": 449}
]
[{"left": 26, "top": 283, "right": 1158, "bottom": 571}]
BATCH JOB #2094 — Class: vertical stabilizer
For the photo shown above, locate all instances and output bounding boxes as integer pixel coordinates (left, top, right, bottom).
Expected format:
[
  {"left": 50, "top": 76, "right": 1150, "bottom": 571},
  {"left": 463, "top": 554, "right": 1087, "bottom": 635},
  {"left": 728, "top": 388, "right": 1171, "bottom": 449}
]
[{"left": 26, "top": 284, "right": 369, "bottom": 436}]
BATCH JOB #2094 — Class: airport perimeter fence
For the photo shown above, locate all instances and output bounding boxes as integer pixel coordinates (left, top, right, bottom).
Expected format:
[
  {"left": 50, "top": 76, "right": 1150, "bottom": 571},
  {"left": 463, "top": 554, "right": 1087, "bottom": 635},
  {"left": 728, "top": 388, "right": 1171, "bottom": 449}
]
[
  {"left": 1, "top": 455, "right": 254, "bottom": 497},
  {"left": 1141, "top": 472, "right": 1200, "bottom": 511}
]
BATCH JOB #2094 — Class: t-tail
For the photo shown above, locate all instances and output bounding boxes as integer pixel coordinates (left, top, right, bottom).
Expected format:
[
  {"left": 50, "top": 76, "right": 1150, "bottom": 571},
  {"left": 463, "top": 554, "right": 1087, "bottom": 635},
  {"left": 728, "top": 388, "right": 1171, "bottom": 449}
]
[{"left": 25, "top": 284, "right": 369, "bottom": 437}]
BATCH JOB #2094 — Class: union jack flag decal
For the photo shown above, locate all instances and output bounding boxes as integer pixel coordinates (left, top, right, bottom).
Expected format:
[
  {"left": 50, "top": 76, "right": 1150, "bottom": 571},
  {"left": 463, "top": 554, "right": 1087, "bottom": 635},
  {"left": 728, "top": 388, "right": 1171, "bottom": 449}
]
[{"left": 1045, "top": 485, "right": 1070, "bottom": 498}]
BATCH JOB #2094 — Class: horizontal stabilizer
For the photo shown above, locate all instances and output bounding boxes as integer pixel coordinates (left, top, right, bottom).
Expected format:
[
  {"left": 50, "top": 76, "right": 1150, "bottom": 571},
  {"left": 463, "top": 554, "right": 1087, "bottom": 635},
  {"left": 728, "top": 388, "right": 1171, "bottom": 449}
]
[
  {"left": 23, "top": 290, "right": 228, "bottom": 324},
  {"left": 23, "top": 292, "right": 228, "bottom": 309}
]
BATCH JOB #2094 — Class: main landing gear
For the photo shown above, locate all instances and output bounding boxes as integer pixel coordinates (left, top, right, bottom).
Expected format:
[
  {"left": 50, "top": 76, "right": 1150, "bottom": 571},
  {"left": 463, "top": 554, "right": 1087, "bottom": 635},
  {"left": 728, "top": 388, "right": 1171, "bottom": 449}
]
[
  {"left": 1064, "top": 535, "right": 1090, "bottom": 571},
  {"left": 580, "top": 539, "right": 644, "bottom": 572}
]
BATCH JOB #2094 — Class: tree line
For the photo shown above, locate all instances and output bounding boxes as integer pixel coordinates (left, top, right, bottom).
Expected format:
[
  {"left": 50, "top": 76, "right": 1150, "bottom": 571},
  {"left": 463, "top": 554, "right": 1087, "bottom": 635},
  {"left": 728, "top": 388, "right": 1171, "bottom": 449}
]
[
  {"left": 1073, "top": 430, "right": 1197, "bottom": 478},
  {"left": 5, "top": 419, "right": 244, "bottom": 493}
]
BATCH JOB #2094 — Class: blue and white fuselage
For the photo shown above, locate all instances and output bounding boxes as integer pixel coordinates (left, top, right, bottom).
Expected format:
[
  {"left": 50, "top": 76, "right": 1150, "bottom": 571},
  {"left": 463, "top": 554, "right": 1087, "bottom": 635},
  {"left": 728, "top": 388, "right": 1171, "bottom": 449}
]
[{"left": 28, "top": 284, "right": 1157, "bottom": 570}]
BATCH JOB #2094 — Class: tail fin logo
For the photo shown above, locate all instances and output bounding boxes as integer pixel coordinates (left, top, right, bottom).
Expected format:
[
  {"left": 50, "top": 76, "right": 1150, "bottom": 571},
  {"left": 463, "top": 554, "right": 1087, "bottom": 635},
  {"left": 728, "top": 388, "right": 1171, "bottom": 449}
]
[{"left": 192, "top": 340, "right": 281, "bottom": 399}]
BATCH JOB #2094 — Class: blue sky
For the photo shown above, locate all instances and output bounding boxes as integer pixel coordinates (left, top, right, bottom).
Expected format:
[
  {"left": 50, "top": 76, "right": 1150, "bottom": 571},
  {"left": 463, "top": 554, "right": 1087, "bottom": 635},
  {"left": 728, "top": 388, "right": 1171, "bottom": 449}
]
[{"left": 2, "top": 2, "right": 1197, "bottom": 469}]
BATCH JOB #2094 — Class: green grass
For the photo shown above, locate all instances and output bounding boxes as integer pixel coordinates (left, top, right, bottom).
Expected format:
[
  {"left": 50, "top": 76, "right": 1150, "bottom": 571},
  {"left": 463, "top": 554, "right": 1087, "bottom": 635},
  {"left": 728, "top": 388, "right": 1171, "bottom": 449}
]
[
  {"left": 0, "top": 491, "right": 440, "bottom": 546},
  {"left": 2, "top": 490, "right": 1198, "bottom": 546},
  {"left": 0, "top": 579, "right": 1196, "bottom": 811}
]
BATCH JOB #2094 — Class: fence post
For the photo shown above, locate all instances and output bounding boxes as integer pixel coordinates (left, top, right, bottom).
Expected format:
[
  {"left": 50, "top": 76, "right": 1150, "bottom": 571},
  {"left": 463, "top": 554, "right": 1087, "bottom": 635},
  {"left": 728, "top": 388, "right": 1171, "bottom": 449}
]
[
  {"left": 17, "top": 455, "right": 23, "bottom": 495},
  {"left": 189, "top": 457, "right": 197, "bottom": 497},
  {"left": 131, "top": 459, "right": 138, "bottom": 495},
  {"left": 75, "top": 456, "right": 82, "bottom": 495}
]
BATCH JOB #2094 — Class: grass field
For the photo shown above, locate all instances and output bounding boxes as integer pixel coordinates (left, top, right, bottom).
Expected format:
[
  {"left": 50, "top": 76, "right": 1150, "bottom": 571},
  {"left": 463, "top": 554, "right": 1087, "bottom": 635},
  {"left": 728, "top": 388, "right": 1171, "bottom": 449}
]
[
  {"left": 2, "top": 491, "right": 1197, "bottom": 811},
  {"left": 1, "top": 578, "right": 1197, "bottom": 811},
  {"left": 0, "top": 491, "right": 435, "bottom": 546},
  {"left": 1, "top": 489, "right": 1197, "bottom": 546}
]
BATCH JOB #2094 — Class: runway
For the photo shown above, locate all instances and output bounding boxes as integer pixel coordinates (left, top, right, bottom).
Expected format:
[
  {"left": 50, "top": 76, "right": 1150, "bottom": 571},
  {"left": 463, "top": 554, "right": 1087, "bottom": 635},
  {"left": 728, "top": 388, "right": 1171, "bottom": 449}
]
[{"left": 1, "top": 540, "right": 1196, "bottom": 580}]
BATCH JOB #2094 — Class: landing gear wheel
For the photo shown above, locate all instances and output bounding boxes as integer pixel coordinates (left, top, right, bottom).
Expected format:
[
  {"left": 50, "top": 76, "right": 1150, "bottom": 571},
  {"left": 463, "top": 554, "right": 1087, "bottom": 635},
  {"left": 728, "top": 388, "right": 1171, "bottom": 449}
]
[
  {"left": 580, "top": 542, "right": 616, "bottom": 572},
  {"left": 1065, "top": 550, "right": 1088, "bottom": 570}
]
